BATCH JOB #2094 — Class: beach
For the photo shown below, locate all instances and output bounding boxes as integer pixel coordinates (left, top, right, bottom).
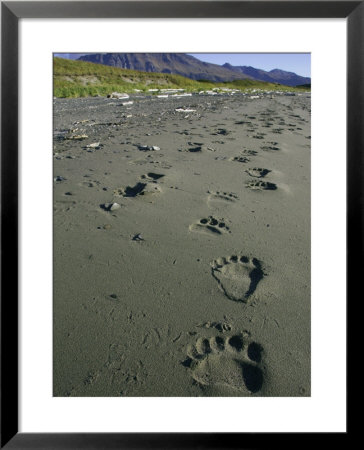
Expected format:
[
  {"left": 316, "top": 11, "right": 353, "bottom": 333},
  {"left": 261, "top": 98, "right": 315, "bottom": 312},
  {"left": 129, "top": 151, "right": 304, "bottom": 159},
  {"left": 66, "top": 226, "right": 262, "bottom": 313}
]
[{"left": 53, "top": 91, "right": 311, "bottom": 397}]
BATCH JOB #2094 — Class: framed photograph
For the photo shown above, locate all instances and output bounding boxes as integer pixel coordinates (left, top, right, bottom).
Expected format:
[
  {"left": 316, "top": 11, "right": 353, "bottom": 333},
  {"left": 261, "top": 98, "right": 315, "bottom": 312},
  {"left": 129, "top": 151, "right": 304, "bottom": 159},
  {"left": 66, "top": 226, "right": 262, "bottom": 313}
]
[{"left": 1, "top": 1, "right": 355, "bottom": 448}]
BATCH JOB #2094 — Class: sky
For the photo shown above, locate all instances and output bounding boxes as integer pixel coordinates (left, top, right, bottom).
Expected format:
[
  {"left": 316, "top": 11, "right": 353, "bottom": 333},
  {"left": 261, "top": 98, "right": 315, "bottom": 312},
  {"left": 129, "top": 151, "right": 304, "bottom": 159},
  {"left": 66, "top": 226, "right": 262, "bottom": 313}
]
[{"left": 54, "top": 53, "right": 311, "bottom": 78}]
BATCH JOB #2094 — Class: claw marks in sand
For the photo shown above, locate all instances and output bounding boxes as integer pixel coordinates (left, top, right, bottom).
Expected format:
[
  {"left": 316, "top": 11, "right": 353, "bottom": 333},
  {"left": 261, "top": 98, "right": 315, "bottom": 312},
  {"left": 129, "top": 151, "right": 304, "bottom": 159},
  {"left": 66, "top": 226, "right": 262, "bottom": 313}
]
[
  {"left": 211, "top": 255, "right": 264, "bottom": 302},
  {"left": 207, "top": 191, "right": 238, "bottom": 209},
  {"left": 183, "top": 333, "right": 264, "bottom": 394},
  {"left": 189, "top": 216, "right": 230, "bottom": 236}
]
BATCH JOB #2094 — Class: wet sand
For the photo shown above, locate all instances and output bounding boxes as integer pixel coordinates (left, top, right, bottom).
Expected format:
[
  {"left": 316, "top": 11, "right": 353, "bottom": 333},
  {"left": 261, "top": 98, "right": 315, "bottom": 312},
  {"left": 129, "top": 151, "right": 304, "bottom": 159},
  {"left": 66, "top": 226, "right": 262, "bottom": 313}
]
[{"left": 53, "top": 91, "right": 310, "bottom": 396}]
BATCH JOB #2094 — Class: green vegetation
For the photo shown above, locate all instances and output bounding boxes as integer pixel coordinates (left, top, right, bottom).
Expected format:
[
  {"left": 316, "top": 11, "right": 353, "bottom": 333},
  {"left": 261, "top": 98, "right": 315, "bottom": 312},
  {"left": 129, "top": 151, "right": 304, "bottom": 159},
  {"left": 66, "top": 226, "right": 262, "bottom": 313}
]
[{"left": 53, "top": 57, "right": 310, "bottom": 98}]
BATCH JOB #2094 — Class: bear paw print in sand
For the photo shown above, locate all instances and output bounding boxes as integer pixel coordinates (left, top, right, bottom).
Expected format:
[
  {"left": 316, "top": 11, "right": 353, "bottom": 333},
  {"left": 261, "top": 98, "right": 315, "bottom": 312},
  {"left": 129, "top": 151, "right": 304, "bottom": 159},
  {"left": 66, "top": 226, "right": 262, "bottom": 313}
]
[
  {"left": 211, "top": 255, "right": 264, "bottom": 302},
  {"left": 189, "top": 216, "right": 230, "bottom": 236},
  {"left": 246, "top": 168, "right": 271, "bottom": 178},
  {"left": 183, "top": 334, "right": 264, "bottom": 394}
]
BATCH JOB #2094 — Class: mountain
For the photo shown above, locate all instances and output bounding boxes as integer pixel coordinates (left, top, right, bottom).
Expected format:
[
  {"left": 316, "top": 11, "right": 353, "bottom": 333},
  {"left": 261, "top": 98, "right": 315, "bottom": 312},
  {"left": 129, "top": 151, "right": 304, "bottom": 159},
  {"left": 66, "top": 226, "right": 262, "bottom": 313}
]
[
  {"left": 222, "top": 63, "right": 310, "bottom": 87},
  {"left": 77, "top": 53, "right": 310, "bottom": 87},
  {"left": 77, "top": 53, "right": 253, "bottom": 82}
]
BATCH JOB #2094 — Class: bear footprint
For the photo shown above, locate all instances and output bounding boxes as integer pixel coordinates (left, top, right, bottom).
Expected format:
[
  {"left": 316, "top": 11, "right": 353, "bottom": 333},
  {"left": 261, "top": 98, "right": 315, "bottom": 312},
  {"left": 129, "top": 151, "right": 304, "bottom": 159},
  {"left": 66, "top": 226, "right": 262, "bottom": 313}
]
[
  {"left": 184, "top": 334, "right": 264, "bottom": 394},
  {"left": 114, "top": 182, "right": 161, "bottom": 197},
  {"left": 246, "top": 180, "right": 277, "bottom": 191},
  {"left": 261, "top": 145, "right": 280, "bottom": 151},
  {"left": 242, "top": 149, "right": 258, "bottom": 156},
  {"left": 141, "top": 172, "right": 165, "bottom": 182},
  {"left": 246, "top": 168, "right": 271, "bottom": 178},
  {"left": 211, "top": 255, "right": 264, "bottom": 301},
  {"left": 189, "top": 216, "right": 230, "bottom": 236},
  {"left": 230, "top": 156, "right": 250, "bottom": 163}
]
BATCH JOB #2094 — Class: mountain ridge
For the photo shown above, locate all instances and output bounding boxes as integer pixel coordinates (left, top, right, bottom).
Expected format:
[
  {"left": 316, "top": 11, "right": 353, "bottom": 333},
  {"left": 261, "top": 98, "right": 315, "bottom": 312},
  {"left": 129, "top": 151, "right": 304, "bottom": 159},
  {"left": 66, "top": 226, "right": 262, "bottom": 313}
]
[{"left": 221, "top": 63, "right": 311, "bottom": 86}]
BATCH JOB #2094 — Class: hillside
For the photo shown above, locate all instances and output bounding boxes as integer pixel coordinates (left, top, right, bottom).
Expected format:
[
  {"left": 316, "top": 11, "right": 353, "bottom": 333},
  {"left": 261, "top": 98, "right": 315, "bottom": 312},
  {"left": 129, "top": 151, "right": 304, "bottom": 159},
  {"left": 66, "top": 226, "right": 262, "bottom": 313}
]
[
  {"left": 53, "top": 57, "right": 309, "bottom": 98},
  {"left": 77, "top": 53, "right": 252, "bottom": 82}
]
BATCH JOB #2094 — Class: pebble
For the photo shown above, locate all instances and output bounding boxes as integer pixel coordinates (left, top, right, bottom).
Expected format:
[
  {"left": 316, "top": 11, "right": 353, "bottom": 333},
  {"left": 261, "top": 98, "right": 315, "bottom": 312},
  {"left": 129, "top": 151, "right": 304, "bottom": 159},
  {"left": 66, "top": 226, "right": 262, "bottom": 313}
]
[
  {"left": 68, "top": 134, "right": 88, "bottom": 140},
  {"left": 86, "top": 142, "right": 101, "bottom": 149},
  {"left": 107, "top": 92, "right": 129, "bottom": 99},
  {"left": 54, "top": 176, "right": 66, "bottom": 182},
  {"left": 138, "top": 145, "right": 160, "bottom": 151},
  {"left": 109, "top": 203, "right": 121, "bottom": 211},
  {"left": 175, "top": 108, "right": 196, "bottom": 113},
  {"left": 102, "top": 202, "right": 121, "bottom": 211}
]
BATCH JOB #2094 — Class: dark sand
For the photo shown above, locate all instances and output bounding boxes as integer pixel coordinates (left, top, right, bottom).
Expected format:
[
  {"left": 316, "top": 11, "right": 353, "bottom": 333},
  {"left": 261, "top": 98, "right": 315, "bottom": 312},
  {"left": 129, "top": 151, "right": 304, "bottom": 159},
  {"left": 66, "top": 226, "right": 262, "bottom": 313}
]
[{"left": 53, "top": 91, "right": 310, "bottom": 396}]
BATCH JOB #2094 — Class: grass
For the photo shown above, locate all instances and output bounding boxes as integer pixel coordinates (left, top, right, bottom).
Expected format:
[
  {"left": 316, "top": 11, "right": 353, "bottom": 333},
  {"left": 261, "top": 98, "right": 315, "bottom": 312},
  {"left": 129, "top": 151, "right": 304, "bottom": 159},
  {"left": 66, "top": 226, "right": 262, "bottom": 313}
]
[{"left": 53, "top": 57, "right": 310, "bottom": 98}]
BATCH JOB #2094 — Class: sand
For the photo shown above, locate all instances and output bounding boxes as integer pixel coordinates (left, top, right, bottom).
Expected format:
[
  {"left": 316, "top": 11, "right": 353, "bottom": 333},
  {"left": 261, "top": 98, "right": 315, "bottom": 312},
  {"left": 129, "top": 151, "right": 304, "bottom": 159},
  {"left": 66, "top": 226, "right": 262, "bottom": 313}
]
[{"left": 53, "top": 91, "right": 310, "bottom": 397}]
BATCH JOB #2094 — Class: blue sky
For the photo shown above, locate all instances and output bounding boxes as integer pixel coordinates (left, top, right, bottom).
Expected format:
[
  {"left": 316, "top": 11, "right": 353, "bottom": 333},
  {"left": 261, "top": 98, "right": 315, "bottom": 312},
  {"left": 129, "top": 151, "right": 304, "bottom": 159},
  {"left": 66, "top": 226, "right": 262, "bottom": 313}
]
[{"left": 54, "top": 53, "right": 310, "bottom": 78}]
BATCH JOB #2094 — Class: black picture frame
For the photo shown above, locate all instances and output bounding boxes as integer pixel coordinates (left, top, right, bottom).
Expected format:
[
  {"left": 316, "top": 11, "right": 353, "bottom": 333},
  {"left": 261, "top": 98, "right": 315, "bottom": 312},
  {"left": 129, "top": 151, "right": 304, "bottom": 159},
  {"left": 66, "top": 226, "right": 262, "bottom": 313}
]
[{"left": 1, "top": 1, "right": 355, "bottom": 448}]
